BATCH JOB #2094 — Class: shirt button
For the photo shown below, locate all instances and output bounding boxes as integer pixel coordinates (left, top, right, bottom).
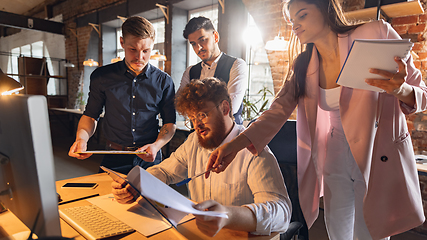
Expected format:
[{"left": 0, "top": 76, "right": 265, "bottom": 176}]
[{"left": 132, "top": 129, "right": 135, "bottom": 132}]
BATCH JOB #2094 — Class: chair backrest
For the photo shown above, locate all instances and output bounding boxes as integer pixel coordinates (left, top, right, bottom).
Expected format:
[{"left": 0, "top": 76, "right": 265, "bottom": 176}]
[
  {"left": 249, "top": 118, "right": 308, "bottom": 239},
  {"left": 267, "top": 120, "right": 297, "bottom": 164},
  {"left": 248, "top": 118, "right": 297, "bottom": 164}
]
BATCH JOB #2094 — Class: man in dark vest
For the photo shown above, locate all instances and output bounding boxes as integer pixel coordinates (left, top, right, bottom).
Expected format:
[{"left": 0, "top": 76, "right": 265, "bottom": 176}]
[{"left": 178, "top": 16, "right": 247, "bottom": 125}]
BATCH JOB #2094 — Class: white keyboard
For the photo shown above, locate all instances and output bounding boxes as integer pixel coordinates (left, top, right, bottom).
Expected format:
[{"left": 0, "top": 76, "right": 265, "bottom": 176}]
[{"left": 59, "top": 205, "right": 134, "bottom": 240}]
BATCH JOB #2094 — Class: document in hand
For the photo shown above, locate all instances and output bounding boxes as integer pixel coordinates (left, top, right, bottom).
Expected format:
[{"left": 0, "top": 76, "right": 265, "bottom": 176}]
[
  {"left": 99, "top": 166, "right": 227, "bottom": 236},
  {"left": 125, "top": 166, "right": 228, "bottom": 218},
  {"left": 336, "top": 39, "right": 413, "bottom": 92}
]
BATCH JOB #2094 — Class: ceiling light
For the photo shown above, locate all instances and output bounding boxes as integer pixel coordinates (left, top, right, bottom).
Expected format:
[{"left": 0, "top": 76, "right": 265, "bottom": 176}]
[
  {"left": 150, "top": 51, "right": 167, "bottom": 61},
  {"left": 111, "top": 56, "right": 122, "bottom": 63},
  {"left": 83, "top": 59, "right": 99, "bottom": 67},
  {"left": 265, "top": 36, "right": 289, "bottom": 51},
  {"left": 64, "top": 61, "right": 75, "bottom": 68}
]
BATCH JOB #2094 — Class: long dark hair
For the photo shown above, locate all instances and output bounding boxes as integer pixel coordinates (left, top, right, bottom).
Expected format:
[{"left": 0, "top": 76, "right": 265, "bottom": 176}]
[{"left": 282, "top": 0, "right": 363, "bottom": 99}]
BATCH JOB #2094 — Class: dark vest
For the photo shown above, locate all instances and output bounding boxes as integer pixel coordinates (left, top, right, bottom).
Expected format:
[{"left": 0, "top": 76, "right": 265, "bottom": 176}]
[{"left": 189, "top": 53, "right": 244, "bottom": 124}]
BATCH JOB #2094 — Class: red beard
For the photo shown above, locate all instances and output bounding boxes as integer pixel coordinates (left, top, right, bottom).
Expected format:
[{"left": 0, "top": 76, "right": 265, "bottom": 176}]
[{"left": 197, "top": 112, "right": 226, "bottom": 149}]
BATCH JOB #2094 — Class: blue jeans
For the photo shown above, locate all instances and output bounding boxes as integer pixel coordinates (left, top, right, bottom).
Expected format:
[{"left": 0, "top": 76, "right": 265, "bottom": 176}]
[{"left": 99, "top": 150, "right": 162, "bottom": 175}]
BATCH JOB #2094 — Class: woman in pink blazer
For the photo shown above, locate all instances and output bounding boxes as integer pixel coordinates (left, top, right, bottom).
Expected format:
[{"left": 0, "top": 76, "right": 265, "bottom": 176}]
[{"left": 207, "top": 0, "right": 426, "bottom": 239}]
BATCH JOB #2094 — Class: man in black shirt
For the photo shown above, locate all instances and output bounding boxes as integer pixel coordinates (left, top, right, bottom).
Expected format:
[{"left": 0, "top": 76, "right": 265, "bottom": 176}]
[{"left": 69, "top": 16, "right": 176, "bottom": 174}]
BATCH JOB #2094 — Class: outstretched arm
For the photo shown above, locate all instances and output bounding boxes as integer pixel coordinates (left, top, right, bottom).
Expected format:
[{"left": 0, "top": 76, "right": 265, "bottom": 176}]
[
  {"left": 136, "top": 123, "right": 176, "bottom": 162},
  {"left": 68, "top": 115, "right": 97, "bottom": 159},
  {"left": 205, "top": 133, "right": 252, "bottom": 178}
]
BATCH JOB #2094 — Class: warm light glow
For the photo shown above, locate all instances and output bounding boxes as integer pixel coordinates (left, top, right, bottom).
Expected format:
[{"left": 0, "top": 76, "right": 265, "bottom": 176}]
[
  {"left": 111, "top": 56, "right": 122, "bottom": 63},
  {"left": 265, "top": 36, "right": 289, "bottom": 51},
  {"left": 0, "top": 69, "right": 24, "bottom": 95},
  {"left": 150, "top": 51, "right": 167, "bottom": 61},
  {"left": 83, "top": 59, "right": 99, "bottom": 67},
  {"left": 1, "top": 86, "right": 24, "bottom": 95},
  {"left": 242, "top": 26, "right": 263, "bottom": 47}
]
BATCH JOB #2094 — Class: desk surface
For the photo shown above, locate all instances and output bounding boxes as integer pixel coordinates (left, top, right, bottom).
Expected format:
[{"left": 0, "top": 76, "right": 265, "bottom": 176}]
[
  {"left": 50, "top": 108, "right": 84, "bottom": 115},
  {"left": 417, "top": 163, "right": 427, "bottom": 174},
  {"left": 1, "top": 173, "right": 279, "bottom": 240}
]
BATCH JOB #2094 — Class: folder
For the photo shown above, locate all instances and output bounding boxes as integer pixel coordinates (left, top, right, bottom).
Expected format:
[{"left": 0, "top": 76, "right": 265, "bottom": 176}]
[{"left": 336, "top": 39, "right": 413, "bottom": 92}]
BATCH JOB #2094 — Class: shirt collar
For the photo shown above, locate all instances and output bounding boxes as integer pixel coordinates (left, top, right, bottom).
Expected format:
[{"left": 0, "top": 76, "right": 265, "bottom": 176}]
[
  {"left": 221, "top": 122, "right": 240, "bottom": 146},
  {"left": 201, "top": 52, "right": 223, "bottom": 68},
  {"left": 121, "top": 58, "right": 151, "bottom": 78}
]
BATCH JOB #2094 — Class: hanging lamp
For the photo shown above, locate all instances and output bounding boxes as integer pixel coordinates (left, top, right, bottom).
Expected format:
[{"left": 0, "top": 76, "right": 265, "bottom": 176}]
[
  {"left": 111, "top": 56, "right": 122, "bottom": 63},
  {"left": 150, "top": 51, "right": 167, "bottom": 61},
  {"left": 265, "top": 19, "right": 289, "bottom": 51},
  {"left": 0, "top": 68, "right": 24, "bottom": 95},
  {"left": 83, "top": 59, "right": 99, "bottom": 67},
  {"left": 64, "top": 60, "right": 75, "bottom": 68},
  {"left": 265, "top": 36, "right": 289, "bottom": 51}
]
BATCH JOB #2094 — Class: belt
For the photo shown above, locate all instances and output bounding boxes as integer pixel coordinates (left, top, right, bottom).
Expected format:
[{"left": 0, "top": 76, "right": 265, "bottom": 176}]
[{"left": 106, "top": 140, "right": 140, "bottom": 151}]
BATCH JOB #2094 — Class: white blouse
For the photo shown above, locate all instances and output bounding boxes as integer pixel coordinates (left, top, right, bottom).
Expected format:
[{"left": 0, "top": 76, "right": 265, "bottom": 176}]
[{"left": 319, "top": 86, "right": 341, "bottom": 111}]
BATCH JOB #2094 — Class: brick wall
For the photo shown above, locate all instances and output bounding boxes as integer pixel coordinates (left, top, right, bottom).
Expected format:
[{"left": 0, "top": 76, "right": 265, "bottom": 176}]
[
  {"left": 340, "top": 1, "right": 427, "bottom": 156},
  {"left": 419, "top": 174, "right": 427, "bottom": 235},
  {"left": 392, "top": 1, "right": 427, "bottom": 164},
  {"left": 47, "top": 0, "right": 127, "bottom": 108}
]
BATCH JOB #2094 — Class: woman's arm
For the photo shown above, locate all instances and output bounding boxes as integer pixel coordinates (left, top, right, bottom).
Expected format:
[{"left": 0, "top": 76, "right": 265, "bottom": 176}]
[{"left": 206, "top": 133, "right": 252, "bottom": 177}]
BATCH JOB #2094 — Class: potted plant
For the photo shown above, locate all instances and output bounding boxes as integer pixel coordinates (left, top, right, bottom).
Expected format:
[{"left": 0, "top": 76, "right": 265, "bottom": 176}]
[
  {"left": 77, "top": 91, "right": 86, "bottom": 111},
  {"left": 242, "top": 87, "right": 274, "bottom": 125}
]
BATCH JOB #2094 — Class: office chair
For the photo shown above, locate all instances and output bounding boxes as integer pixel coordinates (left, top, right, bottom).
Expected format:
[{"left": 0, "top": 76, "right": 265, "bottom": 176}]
[
  {"left": 249, "top": 119, "right": 309, "bottom": 240},
  {"left": 281, "top": 222, "right": 304, "bottom": 240}
]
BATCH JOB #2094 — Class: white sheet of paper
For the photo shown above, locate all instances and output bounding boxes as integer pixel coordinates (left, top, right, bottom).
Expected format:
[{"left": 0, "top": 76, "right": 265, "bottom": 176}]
[
  {"left": 127, "top": 166, "right": 228, "bottom": 218},
  {"left": 336, "top": 39, "right": 413, "bottom": 92},
  {"left": 88, "top": 194, "right": 194, "bottom": 236}
]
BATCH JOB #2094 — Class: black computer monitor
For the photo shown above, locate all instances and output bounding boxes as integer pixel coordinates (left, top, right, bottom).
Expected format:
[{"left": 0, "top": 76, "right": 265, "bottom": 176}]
[{"left": 0, "top": 95, "right": 61, "bottom": 237}]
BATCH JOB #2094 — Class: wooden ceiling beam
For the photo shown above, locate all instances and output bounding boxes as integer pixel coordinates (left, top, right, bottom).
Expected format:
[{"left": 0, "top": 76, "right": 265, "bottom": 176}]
[{"left": 0, "top": 10, "right": 64, "bottom": 35}]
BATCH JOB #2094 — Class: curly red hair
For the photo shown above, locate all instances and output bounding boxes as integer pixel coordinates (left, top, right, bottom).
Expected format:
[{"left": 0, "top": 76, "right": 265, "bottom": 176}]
[{"left": 175, "top": 77, "right": 232, "bottom": 117}]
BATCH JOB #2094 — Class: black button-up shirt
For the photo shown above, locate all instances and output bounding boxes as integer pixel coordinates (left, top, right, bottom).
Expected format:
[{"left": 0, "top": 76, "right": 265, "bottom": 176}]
[{"left": 84, "top": 60, "right": 176, "bottom": 147}]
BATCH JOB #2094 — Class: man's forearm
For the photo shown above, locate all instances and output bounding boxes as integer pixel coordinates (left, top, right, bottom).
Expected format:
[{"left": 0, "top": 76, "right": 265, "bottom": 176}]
[
  {"left": 224, "top": 206, "right": 257, "bottom": 232},
  {"left": 153, "top": 123, "right": 176, "bottom": 149},
  {"left": 75, "top": 115, "right": 97, "bottom": 142}
]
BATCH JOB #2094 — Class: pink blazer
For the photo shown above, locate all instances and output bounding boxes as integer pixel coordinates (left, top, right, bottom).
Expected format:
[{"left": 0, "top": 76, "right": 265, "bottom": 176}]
[{"left": 244, "top": 20, "right": 426, "bottom": 239}]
